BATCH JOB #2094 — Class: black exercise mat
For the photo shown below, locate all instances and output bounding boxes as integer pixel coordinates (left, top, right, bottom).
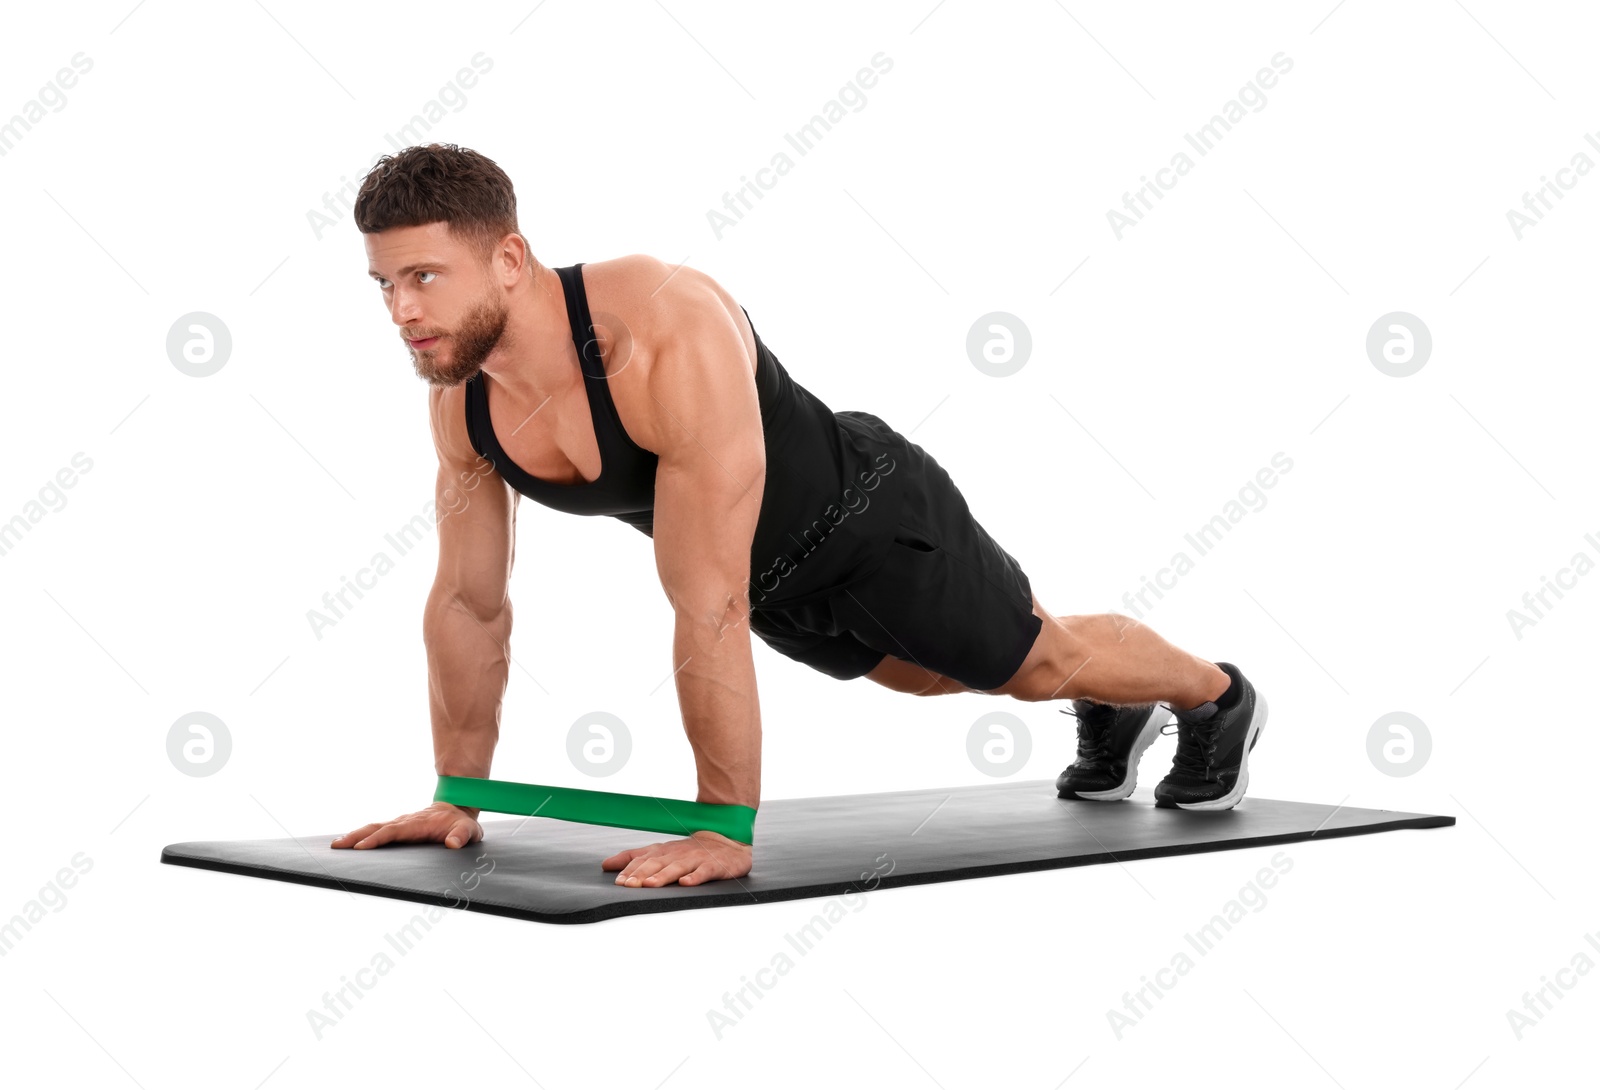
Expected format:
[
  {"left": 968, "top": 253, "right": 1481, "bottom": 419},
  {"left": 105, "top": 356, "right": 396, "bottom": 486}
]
[{"left": 160, "top": 780, "right": 1453, "bottom": 925}]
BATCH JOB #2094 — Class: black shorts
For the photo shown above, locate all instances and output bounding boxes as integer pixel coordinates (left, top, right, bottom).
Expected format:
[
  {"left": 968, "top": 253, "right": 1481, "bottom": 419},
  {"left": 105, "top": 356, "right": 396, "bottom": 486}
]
[{"left": 747, "top": 429, "right": 1042, "bottom": 691}]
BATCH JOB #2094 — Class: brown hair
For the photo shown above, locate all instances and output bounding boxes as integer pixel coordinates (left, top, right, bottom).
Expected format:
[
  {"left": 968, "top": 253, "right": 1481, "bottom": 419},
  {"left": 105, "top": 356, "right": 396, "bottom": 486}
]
[{"left": 354, "top": 143, "right": 521, "bottom": 262}]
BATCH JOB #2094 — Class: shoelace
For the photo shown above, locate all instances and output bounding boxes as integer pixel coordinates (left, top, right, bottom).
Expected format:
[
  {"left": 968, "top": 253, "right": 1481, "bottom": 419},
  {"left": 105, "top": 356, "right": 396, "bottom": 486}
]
[
  {"left": 1162, "top": 717, "right": 1224, "bottom": 782},
  {"left": 1061, "top": 702, "right": 1118, "bottom": 765}
]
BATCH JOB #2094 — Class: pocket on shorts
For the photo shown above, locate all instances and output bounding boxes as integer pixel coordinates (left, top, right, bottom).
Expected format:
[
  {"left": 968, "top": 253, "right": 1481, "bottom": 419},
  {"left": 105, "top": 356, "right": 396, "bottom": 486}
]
[
  {"left": 892, "top": 526, "right": 940, "bottom": 553},
  {"left": 896, "top": 512, "right": 940, "bottom": 553}
]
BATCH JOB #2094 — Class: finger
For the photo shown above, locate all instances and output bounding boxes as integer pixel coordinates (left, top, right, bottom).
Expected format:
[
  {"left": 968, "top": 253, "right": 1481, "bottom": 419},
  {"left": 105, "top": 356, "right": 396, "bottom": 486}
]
[
  {"left": 637, "top": 858, "right": 701, "bottom": 888},
  {"left": 678, "top": 860, "right": 723, "bottom": 886},
  {"left": 607, "top": 839, "right": 675, "bottom": 877},
  {"left": 614, "top": 855, "right": 652, "bottom": 884},
  {"left": 332, "top": 823, "right": 383, "bottom": 849},
  {"left": 616, "top": 853, "right": 676, "bottom": 886},
  {"left": 600, "top": 848, "right": 644, "bottom": 871},
  {"left": 444, "top": 818, "right": 478, "bottom": 849},
  {"left": 353, "top": 822, "right": 406, "bottom": 849}
]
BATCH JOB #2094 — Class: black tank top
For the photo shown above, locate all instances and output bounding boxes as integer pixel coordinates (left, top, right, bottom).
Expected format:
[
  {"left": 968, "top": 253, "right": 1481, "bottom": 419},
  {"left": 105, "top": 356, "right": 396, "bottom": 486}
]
[{"left": 463, "top": 263, "right": 905, "bottom": 610}]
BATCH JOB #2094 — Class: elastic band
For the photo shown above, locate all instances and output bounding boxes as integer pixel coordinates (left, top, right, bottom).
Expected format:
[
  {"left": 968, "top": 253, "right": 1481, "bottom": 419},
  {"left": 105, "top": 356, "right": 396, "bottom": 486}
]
[{"left": 433, "top": 775, "right": 757, "bottom": 844}]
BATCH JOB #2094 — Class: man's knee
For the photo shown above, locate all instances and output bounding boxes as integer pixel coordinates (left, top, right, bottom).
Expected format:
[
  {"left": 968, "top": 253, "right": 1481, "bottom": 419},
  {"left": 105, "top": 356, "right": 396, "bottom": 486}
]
[{"left": 992, "top": 611, "right": 1128, "bottom": 701}]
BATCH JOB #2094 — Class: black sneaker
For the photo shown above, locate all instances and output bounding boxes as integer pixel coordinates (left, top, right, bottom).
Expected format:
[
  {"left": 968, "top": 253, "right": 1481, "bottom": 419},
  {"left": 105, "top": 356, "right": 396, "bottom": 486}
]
[
  {"left": 1153, "top": 662, "right": 1267, "bottom": 811},
  {"left": 1056, "top": 699, "right": 1172, "bottom": 801}
]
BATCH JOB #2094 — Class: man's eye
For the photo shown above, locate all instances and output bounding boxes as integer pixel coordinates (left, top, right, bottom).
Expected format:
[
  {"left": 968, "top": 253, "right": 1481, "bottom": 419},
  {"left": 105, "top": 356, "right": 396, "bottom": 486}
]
[{"left": 375, "top": 272, "right": 434, "bottom": 289}]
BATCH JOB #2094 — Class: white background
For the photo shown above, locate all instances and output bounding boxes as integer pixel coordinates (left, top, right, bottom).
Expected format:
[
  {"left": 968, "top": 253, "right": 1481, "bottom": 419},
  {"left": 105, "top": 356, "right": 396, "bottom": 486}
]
[{"left": 2, "top": 1, "right": 1595, "bottom": 1086}]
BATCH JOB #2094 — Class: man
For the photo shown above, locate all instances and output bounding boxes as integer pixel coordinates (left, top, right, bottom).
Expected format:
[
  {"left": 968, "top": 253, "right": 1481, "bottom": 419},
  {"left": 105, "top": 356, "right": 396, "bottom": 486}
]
[{"left": 331, "top": 144, "right": 1267, "bottom": 888}]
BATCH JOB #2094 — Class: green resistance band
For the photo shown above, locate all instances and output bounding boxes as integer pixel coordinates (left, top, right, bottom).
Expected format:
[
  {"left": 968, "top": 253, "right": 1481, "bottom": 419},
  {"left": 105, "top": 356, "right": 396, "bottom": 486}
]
[{"left": 434, "top": 775, "right": 757, "bottom": 844}]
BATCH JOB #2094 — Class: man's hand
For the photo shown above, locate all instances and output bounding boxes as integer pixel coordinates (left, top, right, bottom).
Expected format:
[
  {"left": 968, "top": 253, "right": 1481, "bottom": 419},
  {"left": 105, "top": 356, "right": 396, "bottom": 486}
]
[
  {"left": 330, "top": 802, "right": 483, "bottom": 850},
  {"left": 602, "top": 830, "right": 752, "bottom": 888}
]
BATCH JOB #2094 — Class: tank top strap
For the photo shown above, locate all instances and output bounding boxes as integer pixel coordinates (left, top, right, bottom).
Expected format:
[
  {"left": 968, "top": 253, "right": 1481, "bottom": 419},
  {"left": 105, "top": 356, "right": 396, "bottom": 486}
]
[
  {"left": 554, "top": 262, "right": 651, "bottom": 459},
  {"left": 555, "top": 263, "right": 605, "bottom": 381}
]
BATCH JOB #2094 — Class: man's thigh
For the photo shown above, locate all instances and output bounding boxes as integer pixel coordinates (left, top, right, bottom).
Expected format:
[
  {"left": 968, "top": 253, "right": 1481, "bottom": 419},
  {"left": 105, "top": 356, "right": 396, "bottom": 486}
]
[
  {"left": 862, "top": 653, "right": 973, "bottom": 695},
  {"left": 831, "top": 439, "right": 1044, "bottom": 692},
  {"left": 748, "top": 602, "right": 887, "bottom": 681}
]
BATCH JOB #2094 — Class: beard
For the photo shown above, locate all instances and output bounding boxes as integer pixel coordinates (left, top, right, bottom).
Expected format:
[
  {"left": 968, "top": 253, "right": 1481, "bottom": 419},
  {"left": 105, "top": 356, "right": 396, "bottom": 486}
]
[{"left": 409, "top": 292, "right": 509, "bottom": 388}]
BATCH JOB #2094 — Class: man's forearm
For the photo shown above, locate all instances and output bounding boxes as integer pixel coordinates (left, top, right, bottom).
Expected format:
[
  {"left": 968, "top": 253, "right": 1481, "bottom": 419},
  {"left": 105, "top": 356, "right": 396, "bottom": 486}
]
[
  {"left": 423, "top": 592, "right": 510, "bottom": 800},
  {"left": 673, "top": 609, "right": 761, "bottom": 813}
]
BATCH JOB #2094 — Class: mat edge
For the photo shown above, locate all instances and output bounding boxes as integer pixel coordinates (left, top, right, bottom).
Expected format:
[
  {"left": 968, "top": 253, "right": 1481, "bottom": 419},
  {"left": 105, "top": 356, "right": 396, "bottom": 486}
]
[{"left": 160, "top": 813, "right": 1453, "bottom": 926}]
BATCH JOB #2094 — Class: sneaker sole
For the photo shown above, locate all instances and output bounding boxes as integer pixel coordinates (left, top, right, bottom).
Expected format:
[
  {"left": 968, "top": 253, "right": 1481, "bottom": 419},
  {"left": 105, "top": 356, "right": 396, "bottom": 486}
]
[
  {"left": 1062, "top": 705, "right": 1173, "bottom": 801},
  {"left": 1169, "top": 690, "right": 1269, "bottom": 811}
]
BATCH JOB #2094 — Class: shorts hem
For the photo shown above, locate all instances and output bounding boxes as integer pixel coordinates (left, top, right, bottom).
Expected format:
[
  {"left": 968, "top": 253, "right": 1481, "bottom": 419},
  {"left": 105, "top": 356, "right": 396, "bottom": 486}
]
[{"left": 963, "top": 608, "right": 1044, "bottom": 691}]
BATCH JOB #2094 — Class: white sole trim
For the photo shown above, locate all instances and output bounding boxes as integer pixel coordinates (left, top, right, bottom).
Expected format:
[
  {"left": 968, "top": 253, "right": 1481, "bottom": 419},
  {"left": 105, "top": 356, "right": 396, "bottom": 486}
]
[
  {"left": 1074, "top": 705, "right": 1173, "bottom": 801},
  {"left": 1176, "top": 690, "right": 1269, "bottom": 811}
]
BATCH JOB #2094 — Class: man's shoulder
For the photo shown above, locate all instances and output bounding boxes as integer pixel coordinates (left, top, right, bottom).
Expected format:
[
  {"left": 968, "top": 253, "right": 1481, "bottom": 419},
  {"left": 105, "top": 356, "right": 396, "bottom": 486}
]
[
  {"left": 578, "top": 254, "right": 740, "bottom": 336},
  {"left": 581, "top": 252, "right": 683, "bottom": 292},
  {"left": 574, "top": 256, "right": 758, "bottom": 455}
]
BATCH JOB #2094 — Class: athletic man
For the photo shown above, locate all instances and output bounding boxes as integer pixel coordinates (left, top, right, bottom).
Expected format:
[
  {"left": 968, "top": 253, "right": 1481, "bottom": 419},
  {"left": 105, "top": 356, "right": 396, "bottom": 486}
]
[{"left": 331, "top": 144, "right": 1267, "bottom": 888}]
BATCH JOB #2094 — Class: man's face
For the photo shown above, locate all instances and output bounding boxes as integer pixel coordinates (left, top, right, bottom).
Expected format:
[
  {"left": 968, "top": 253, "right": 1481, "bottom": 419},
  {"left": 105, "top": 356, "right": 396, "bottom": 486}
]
[{"left": 365, "top": 222, "right": 509, "bottom": 388}]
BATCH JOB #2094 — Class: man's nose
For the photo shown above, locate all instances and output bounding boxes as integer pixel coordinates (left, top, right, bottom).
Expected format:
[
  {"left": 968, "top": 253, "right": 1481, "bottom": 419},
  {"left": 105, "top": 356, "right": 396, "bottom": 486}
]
[{"left": 389, "top": 288, "right": 422, "bottom": 324}]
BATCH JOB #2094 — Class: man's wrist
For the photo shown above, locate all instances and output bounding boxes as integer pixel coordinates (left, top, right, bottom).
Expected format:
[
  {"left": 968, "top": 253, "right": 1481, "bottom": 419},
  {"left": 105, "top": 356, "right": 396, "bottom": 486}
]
[
  {"left": 692, "top": 795, "right": 758, "bottom": 845},
  {"left": 696, "top": 790, "right": 759, "bottom": 810},
  {"left": 434, "top": 795, "right": 481, "bottom": 821},
  {"left": 436, "top": 767, "right": 488, "bottom": 821},
  {"left": 693, "top": 828, "right": 752, "bottom": 847}
]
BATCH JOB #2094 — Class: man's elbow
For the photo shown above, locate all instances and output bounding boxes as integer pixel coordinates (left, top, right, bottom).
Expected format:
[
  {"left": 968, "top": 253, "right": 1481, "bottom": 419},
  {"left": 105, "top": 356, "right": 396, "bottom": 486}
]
[
  {"left": 672, "top": 586, "right": 754, "bottom": 644},
  {"left": 426, "top": 580, "right": 512, "bottom": 635}
]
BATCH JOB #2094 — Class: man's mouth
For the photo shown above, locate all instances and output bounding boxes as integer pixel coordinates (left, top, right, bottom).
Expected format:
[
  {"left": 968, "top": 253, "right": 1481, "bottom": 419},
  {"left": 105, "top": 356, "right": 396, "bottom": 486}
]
[{"left": 409, "top": 335, "right": 441, "bottom": 350}]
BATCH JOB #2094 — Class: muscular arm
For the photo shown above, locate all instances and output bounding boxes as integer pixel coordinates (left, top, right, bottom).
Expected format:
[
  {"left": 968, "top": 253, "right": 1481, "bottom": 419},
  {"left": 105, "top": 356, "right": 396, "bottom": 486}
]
[
  {"left": 648, "top": 299, "right": 767, "bottom": 816},
  {"left": 423, "top": 387, "right": 518, "bottom": 804},
  {"left": 331, "top": 385, "right": 515, "bottom": 852}
]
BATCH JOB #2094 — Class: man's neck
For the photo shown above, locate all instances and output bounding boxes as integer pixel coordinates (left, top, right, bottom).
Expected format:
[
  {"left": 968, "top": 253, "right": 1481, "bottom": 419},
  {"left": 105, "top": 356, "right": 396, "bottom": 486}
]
[{"left": 481, "top": 262, "right": 579, "bottom": 406}]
